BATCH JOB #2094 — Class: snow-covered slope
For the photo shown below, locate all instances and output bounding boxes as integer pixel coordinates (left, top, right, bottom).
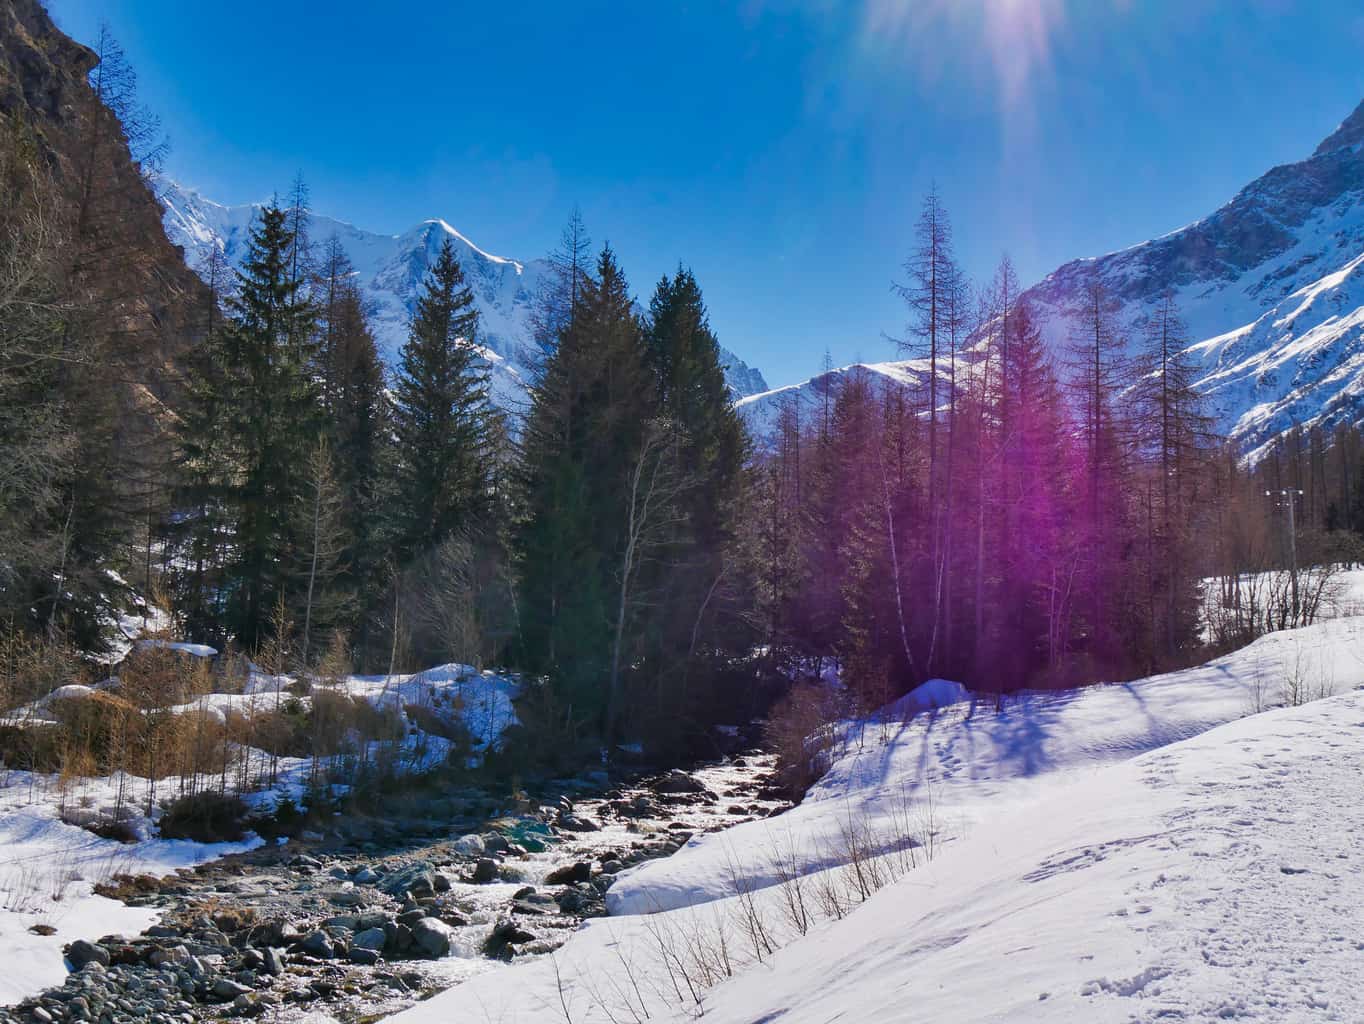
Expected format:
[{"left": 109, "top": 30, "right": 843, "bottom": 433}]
[
  {"left": 388, "top": 610, "right": 1364, "bottom": 1024},
  {"left": 1026, "top": 99, "right": 1364, "bottom": 459},
  {"left": 158, "top": 182, "right": 768, "bottom": 408},
  {"left": 741, "top": 100, "right": 1364, "bottom": 457},
  {"left": 736, "top": 357, "right": 933, "bottom": 442},
  {"left": 675, "top": 691, "right": 1364, "bottom": 1023}
]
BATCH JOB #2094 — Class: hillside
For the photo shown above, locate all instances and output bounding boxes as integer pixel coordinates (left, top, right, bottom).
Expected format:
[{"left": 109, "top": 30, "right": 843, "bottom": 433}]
[
  {"left": 0, "top": 0, "right": 209, "bottom": 436},
  {"left": 388, "top": 606, "right": 1364, "bottom": 1024},
  {"left": 741, "top": 100, "right": 1364, "bottom": 459}
]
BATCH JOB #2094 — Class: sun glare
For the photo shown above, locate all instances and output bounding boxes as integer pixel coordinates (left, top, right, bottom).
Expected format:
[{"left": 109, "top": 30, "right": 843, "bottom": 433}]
[{"left": 859, "top": 0, "right": 1068, "bottom": 108}]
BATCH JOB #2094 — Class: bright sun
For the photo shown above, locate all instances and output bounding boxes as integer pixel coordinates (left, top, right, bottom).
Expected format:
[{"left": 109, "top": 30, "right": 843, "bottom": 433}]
[{"left": 860, "top": 0, "right": 1068, "bottom": 107}]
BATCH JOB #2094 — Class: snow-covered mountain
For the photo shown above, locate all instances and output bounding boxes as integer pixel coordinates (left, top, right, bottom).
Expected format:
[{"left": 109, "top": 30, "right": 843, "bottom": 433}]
[
  {"left": 158, "top": 182, "right": 769, "bottom": 409},
  {"left": 741, "top": 100, "right": 1364, "bottom": 461},
  {"left": 734, "top": 358, "right": 932, "bottom": 443}
]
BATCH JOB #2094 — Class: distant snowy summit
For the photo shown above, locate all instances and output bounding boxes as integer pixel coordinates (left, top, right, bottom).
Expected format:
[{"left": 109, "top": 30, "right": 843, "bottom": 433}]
[
  {"left": 158, "top": 182, "right": 769, "bottom": 410},
  {"left": 740, "top": 99, "right": 1364, "bottom": 461}
]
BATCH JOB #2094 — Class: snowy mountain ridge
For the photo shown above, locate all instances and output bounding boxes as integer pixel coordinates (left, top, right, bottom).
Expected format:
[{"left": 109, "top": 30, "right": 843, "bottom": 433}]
[
  {"left": 158, "top": 181, "right": 770, "bottom": 409},
  {"left": 740, "top": 99, "right": 1364, "bottom": 462}
]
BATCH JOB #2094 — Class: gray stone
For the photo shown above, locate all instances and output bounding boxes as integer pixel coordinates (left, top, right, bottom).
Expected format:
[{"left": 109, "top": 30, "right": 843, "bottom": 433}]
[
  {"left": 262, "top": 948, "right": 285, "bottom": 976},
  {"left": 351, "top": 927, "right": 386, "bottom": 952},
  {"left": 545, "top": 862, "right": 591, "bottom": 886},
  {"left": 471, "top": 858, "right": 498, "bottom": 884},
  {"left": 211, "top": 978, "right": 252, "bottom": 1000},
  {"left": 65, "top": 940, "right": 110, "bottom": 970},
  {"left": 296, "top": 931, "right": 334, "bottom": 959},
  {"left": 380, "top": 862, "right": 436, "bottom": 899},
  {"left": 410, "top": 917, "right": 455, "bottom": 958},
  {"left": 451, "top": 834, "right": 485, "bottom": 857}
]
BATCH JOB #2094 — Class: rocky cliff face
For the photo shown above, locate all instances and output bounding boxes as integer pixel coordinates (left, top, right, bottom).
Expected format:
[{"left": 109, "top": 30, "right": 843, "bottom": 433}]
[
  {"left": 740, "top": 101, "right": 1364, "bottom": 459},
  {"left": 1022, "top": 99, "right": 1364, "bottom": 460},
  {"left": 0, "top": 0, "right": 208, "bottom": 420}
]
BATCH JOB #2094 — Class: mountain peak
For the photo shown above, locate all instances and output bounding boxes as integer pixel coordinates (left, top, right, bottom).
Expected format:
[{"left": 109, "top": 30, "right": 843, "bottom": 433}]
[{"left": 1313, "top": 98, "right": 1364, "bottom": 156}]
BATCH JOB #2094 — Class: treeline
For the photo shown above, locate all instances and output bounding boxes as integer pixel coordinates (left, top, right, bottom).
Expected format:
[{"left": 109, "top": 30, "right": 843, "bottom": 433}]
[
  {"left": 1, "top": 25, "right": 755, "bottom": 757},
  {"left": 8, "top": 25, "right": 1364, "bottom": 770},
  {"left": 752, "top": 192, "right": 1364, "bottom": 705},
  {"left": 155, "top": 198, "right": 754, "bottom": 751}
]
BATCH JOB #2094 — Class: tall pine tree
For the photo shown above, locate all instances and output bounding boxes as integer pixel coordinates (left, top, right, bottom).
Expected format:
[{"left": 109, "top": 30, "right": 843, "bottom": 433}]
[{"left": 390, "top": 238, "right": 493, "bottom": 564}]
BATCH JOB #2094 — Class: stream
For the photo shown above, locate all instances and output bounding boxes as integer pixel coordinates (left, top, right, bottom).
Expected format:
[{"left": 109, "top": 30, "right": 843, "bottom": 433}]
[{"left": 1, "top": 751, "right": 789, "bottom": 1024}]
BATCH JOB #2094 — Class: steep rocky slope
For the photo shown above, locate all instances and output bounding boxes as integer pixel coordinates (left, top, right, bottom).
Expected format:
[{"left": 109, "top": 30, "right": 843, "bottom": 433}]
[
  {"left": 741, "top": 101, "right": 1364, "bottom": 459},
  {"left": 0, "top": 0, "right": 208, "bottom": 414}
]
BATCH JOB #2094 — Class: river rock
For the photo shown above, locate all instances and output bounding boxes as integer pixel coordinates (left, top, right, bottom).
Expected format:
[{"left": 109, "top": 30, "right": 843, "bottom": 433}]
[
  {"left": 65, "top": 940, "right": 110, "bottom": 970},
  {"left": 212, "top": 978, "right": 252, "bottom": 1000},
  {"left": 411, "top": 917, "right": 455, "bottom": 958},
  {"left": 655, "top": 769, "right": 709, "bottom": 795},
  {"left": 352, "top": 927, "right": 386, "bottom": 952},
  {"left": 545, "top": 862, "right": 591, "bottom": 885},
  {"left": 382, "top": 862, "right": 437, "bottom": 899},
  {"left": 482, "top": 919, "right": 535, "bottom": 960},
  {"left": 471, "top": 858, "right": 498, "bottom": 883},
  {"left": 452, "top": 834, "right": 485, "bottom": 857},
  {"left": 262, "top": 947, "right": 286, "bottom": 976},
  {"left": 296, "top": 931, "right": 334, "bottom": 959}
]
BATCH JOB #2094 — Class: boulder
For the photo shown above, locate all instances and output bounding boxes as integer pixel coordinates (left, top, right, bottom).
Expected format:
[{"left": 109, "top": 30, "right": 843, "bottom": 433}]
[
  {"left": 64, "top": 940, "right": 110, "bottom": 971},
  {"left": 411, "top": 917, "right": 455, "bottom": 958},
  {"left": 262, "top": 948, "right": 286, "bottom": 976},
  {"left": 482, "top": 919, "right": 535, "bottom": 960},
  {"left": 471, "top": 858, "right": 498, "bottom": 884},
  {"left": 211, "top": 978, "right": 252, "bottom": 1001},
  {"left": 296, "top": 931, "right": 334, "bottom": 959},
  {"left": 381, "top": 862, "right": 437, "bottom": 899},
  {"left": 544, "top": 862, "right": 591, "bottom": 886},
  {"left": 654, "top": 770, "right": 708, "bottom": 795},
  {"left": 451, "top": 834, "right": 485, "bottom": 857},
  {"left": 352, "top": 927, "right": 386, "bottom": 952}
]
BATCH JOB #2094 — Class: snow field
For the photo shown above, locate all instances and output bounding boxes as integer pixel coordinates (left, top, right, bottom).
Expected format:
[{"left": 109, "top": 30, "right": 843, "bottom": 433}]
[{"left": 391, "top": 612, "right": 1364, "bottom": 1023}]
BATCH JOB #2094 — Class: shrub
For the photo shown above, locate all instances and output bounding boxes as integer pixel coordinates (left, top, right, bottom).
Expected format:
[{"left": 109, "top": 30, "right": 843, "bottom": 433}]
[
  {"left": 157, "top": 792, "right": 249, "bottom": 842},
  {"left": 764, "top": 681, "right": 847, "bottom": 797}
]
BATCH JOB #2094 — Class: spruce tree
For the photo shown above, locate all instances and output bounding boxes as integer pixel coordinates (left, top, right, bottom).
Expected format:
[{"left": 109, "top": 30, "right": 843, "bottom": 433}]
[
  {"left": 390, "top": 237, "right": 493, "bottom": 562},
  {"left": 517, "top": 245, "right": 658, "bottom": 735},
  {"left": 642, "top": 268, "right": 750, "bottom": 717},
  {"left": 217, "top": 205, "right": 321, "bottom": 645}
]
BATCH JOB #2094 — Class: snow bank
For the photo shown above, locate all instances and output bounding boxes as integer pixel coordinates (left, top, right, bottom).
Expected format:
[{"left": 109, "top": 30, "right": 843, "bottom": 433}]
[
  {"left": 608, "top": 615, "right": 1363, "bottom": 917},
  {"left": 670, "top": 690, "right": 1364, "bottom": 1023},
  {"left": 0, "top": 787, "right": 261, "bottom": 1004},
  {"left": 0, "top": 662, "right": 520, "bottom": 1003},
  {"left": 391, "top": 632, "right": 1364, "bottom": 1024}
]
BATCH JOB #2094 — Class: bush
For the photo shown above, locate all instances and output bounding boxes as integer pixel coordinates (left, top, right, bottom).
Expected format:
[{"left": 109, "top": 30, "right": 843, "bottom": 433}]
[
  {"left": 764, "top": 681, "right": 847, "bottom": 797},
  {"left": 157, "top": 792, "right": 249, "bottom": 842}
]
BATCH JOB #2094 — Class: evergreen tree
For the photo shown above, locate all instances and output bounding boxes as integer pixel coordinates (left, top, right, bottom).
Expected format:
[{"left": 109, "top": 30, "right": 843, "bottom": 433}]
[
  {"left": 641, "top": 268, "right": 751, "bottom": 714},
  {"left": 216, "top": 205, "right": 321, "bottom": 645},
  {"left": 390, "top": 238, "right": 493, "bottom": 562},
  {"left": 517, "top": 245, "right": 658, "bottom": 735}
]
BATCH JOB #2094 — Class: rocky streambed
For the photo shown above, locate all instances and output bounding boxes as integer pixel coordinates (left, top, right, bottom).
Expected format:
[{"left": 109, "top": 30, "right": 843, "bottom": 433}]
[{"left": 1, "top": 753, "right": 789, "bottom": 1024}]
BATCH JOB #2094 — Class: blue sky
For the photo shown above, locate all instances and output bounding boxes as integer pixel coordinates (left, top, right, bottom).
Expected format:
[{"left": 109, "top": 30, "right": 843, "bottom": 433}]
[{"left": 46, "top": 0, "right": 1364, "bottom": 388}]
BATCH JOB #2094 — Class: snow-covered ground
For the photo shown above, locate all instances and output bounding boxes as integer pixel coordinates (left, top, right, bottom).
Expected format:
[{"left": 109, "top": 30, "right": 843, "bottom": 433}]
[
  {"left": 390, "top": 613, "right": 1364, "bottom": 1024},
  {"left": 0, "top": 662, "right": 519, "bottom": 1005},
  {"left": 0, "top": 795, "right": 261, "bottom": 1005}
]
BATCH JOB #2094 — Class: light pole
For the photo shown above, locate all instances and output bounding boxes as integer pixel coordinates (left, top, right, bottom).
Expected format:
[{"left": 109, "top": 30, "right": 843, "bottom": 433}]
[{"left": 1266, "top": 488, "right": 1303, "bottom": 622}]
